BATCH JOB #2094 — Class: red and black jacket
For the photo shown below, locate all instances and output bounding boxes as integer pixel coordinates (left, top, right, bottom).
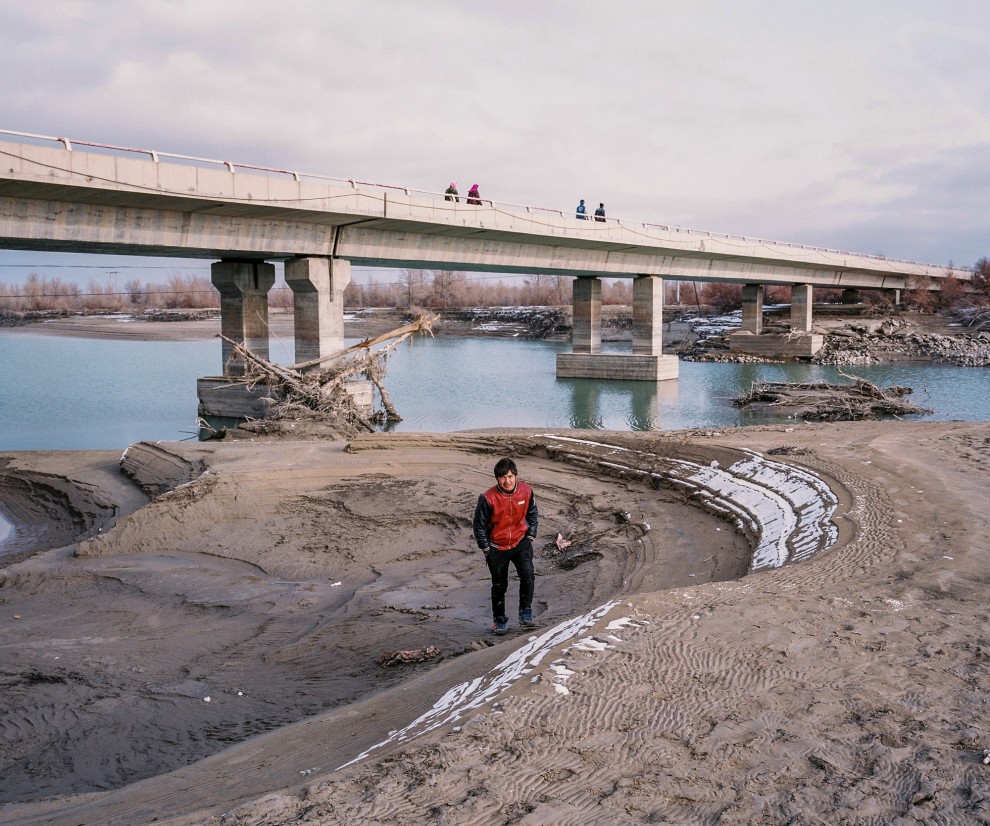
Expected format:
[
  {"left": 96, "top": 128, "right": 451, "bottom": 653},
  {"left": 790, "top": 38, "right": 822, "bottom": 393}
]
[{"left": 473, "top": 481, "right": 538, "bottom": 551}]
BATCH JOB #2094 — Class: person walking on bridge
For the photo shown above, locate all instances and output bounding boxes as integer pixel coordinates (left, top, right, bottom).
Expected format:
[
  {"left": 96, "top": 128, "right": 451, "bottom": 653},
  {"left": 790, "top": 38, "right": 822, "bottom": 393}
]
[
  {"left": 576, "top": 199, "right": 588, "bottom": 219},
  {"left": 473, "top": 457, "right": 539, "bottom": 635},
  {"left": 466, "top": 183, "right": 482, "bottom": 205},
  {"left": 594, "top": 203, "right": 606, "bottom": 221},
  {"left": 445, "top": 182, "right": 459, "bottom": 202}
]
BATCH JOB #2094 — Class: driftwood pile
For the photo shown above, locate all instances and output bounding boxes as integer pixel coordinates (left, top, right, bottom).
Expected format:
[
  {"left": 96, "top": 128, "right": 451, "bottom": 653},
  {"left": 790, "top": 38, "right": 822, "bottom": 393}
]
[
  {"left": 733, "top": 374, "right": 932, "bottom": 421},
  {"left": 219, "top": 313, "right": 438, "bottom": 435},
  {"left": 958, "top": 307, "right": 990, "bottom": 334}
]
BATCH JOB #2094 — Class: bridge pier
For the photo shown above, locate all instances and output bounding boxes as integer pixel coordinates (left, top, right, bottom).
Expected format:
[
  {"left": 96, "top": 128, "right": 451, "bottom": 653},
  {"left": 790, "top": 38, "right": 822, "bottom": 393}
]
[
  {"left": 198, "top": 255, "right": 370, "bottom": 433},
  {"left": 790, "top": 283, "right": 813, "bottom": 333},
  {"left": 557, "top": 275, "right": 679, "bottom": 381},
  {"left": 285, "top": 256, "right": 350, "bottom": 368},
  {"left": 729, "top": 282, "right": 823, "bottom": 358},
  {"left": 210, "top": 259, "right": 277, "bottom": 376},
  {"left": 741, "top": 283, "right": 764, "bottom": 334}
]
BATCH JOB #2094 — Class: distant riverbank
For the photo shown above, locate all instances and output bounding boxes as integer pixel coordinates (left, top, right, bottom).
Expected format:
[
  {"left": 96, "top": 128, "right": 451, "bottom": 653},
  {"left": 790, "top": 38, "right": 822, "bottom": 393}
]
[
  {"left": 0, "top": 305, "right": 638, "bottom": 344},
  {"left": 4, "top": 306, "right": 987, "bottom": 368}
]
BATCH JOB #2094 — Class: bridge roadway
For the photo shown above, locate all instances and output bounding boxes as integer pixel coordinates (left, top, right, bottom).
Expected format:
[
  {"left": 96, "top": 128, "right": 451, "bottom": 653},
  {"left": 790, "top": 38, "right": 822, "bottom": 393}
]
[
  {"left": 0, "top": 135, "right": 965, "bottom": 286},
  {"left": 0, "top": 133, "right": 970, "bottom": 389}
]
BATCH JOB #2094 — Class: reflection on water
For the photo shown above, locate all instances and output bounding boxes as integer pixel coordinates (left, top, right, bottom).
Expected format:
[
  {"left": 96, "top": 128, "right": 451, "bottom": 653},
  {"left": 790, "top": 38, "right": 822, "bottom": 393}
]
[
  {"left": 560, "top": 377, "right": 678, "bottom": 430},
  {"left": 1, "top": 332, "right": 987, "bottom": 451}
]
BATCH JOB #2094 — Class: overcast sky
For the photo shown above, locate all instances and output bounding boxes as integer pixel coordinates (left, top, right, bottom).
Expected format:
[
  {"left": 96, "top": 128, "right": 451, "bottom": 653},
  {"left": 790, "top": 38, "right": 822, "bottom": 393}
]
[{"left": 1, "top": 0, "right": 988, "bottom": 286}]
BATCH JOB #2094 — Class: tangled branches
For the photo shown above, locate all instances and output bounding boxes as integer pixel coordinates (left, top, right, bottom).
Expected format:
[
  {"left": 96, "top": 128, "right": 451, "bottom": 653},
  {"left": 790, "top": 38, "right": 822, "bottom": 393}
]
[
  {"left": 733, "top": 371, "right": 932, "bottom": 421},
  {"left": 219, "top": 313, "right": 438, "bottom": 435}
]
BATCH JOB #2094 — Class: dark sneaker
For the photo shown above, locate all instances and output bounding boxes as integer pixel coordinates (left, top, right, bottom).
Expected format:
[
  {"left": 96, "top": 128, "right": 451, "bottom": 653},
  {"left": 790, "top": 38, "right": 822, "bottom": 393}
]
[
  {"left": 492, "top": 617, "right": 508, "bottom": 636},
  {"left": 519, "top": 609, "right": 536, "bottom": 627}
]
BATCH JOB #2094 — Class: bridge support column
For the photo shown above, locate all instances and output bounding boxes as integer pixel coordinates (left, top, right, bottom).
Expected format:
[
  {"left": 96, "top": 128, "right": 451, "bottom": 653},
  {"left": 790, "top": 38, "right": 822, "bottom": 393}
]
[
  {"left": 285, "top": 256, "right": 350, "bottom": 368},
  {"left": 633, "top": 275, "right": 663, "bottom": 355},
  {"left": 790, "top": 284, "right": 813, "bottom": 333},
  {"left": 741, "top": 284, "right": 764, "bottom": 334},
  {"left": 211, "top": 260, "right": 276, "bottom": 376},
  {"left": 729, "top": 281, "right": 823, "bottom": 358},
  {"left": 572, "top": 276, "right": 601, "bottom": 354},
  {"left": 557, "top": 275, "right": 678, "bottom": 381}
]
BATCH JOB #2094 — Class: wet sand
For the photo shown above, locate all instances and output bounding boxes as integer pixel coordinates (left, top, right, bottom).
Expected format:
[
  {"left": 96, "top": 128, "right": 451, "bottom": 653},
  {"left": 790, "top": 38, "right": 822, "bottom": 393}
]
[{"left": 1, "top": 420, "right": 988, "bottom": 824}]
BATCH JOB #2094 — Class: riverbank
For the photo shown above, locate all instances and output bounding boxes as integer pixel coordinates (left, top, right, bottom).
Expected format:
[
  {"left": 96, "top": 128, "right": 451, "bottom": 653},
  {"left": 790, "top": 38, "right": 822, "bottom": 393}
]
[
  {"left": 0, "top": 306, "right": 631, "bottom": 344},
  {"left": 1, "top": 420, "right": 989, "bottom": 824}
]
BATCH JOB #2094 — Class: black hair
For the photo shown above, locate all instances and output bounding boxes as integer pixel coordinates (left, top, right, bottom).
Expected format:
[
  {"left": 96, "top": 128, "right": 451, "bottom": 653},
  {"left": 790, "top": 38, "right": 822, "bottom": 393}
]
[{"left": 493, "top": 458, "right": 518, "bottom": 477}]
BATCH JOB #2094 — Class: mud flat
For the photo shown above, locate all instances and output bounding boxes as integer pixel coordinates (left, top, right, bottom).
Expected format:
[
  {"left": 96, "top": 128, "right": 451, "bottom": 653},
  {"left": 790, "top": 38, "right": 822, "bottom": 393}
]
[{"left": 1, "top": 421, "right": 989, "bottom": 824}]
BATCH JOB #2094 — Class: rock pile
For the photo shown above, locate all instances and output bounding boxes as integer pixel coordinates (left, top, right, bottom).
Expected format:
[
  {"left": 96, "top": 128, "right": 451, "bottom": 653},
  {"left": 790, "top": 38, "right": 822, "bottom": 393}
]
[
  {"left": 677, "top": 311, "right": 990, "bottom": 367},
  {"left": 813, "top": 318, "right": 990, "bottom": 367}
]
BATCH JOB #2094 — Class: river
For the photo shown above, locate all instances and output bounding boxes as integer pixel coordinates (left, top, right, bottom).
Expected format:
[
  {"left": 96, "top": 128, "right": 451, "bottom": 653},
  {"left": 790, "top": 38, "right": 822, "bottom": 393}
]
[{"left": 1, "top": 332, "right": 987, "bottom": 452}]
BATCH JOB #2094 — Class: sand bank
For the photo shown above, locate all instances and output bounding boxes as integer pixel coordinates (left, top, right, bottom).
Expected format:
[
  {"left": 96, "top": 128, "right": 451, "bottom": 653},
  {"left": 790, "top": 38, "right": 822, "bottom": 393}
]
[{"left": 1, "top": 421, "right": 988, "bottom": 824}]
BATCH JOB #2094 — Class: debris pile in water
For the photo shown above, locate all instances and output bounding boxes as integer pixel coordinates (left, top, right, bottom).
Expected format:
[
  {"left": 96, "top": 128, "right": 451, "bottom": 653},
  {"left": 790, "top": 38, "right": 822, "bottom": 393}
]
[
  {"left": 216, "top": 313, "right": 438, "bottom": 436},
  {"left": 733, "top": 372, "right": 932, "bottom": 421}
]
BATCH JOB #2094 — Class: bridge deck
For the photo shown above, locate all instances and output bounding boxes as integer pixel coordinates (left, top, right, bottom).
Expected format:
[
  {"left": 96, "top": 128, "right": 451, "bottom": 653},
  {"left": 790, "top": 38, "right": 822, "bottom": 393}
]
[{"left": 0, "top": 137, "right": 966, "bottom": 289}]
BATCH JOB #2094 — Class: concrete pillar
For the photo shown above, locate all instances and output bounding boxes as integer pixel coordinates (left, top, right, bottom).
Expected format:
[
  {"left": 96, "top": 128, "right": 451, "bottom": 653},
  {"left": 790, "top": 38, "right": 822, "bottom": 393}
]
[
  {"left": 285, "top": 256, "right": 351, "bottom": 368},
  {"left": 632, "top": 275, "right": 663, "bottom": 355},
  {"left": 790, "top": 284, "right": 813, "bottom": 333},
  {"left": 890, "top": 288, "right": 902, "bottom": 305},
  {"left": 741, "top": 284, "right": 764, "bottom": 334},
  {"left": 211, "top": 259, "right": 276, "bottom": 376},
  {"left": 572, "top": 277, "right": 601, "bottom": 354},
  {"left": 841, "top": 288, "right": 861, "bottom": 304}
]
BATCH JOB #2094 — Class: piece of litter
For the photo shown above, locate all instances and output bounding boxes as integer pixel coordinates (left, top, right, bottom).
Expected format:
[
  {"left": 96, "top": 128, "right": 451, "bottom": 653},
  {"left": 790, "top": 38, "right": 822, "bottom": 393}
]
[
  {"left": 330, "top": 581, "right": 342, "bottom": 587},
  {"left": 204, "top": 696, "right": 211, "bottom": 703}
]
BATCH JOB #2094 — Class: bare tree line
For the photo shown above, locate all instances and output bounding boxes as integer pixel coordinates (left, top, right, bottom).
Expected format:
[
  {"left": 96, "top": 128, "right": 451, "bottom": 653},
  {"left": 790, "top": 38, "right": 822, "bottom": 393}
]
[{"left": 3, "top": 260, "right": 988, "bottom": 315}]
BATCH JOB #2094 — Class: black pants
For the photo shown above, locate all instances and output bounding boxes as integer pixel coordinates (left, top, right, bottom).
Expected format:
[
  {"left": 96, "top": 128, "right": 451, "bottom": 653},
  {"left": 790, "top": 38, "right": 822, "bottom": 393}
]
[{"left": 486, "top": 538, "right": 534, "bottom": 621}]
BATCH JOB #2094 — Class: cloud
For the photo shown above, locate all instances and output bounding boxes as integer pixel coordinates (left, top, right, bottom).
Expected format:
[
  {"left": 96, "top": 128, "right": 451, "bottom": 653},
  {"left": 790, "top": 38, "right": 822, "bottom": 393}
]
[{"left": 1, "top": 0, "right": 988, "bottom": 273}]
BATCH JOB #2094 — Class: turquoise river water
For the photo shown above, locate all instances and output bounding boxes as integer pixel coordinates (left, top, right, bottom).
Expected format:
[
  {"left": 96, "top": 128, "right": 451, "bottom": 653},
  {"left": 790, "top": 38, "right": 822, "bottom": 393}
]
[{"left": 1, "top": 332, "right": 987, "bottom": 452}]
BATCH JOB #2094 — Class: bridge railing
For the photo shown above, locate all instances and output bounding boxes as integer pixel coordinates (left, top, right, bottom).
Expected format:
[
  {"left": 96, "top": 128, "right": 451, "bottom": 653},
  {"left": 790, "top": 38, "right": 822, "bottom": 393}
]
[{"left": 0, "top": 128, "right": 966, "bottom": 275}]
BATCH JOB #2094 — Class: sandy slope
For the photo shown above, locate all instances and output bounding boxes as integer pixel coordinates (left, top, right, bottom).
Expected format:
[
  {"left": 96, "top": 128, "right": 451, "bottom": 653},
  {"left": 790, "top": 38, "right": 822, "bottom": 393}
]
[{"left": 1, "top": 421, "right": 989, "bottom": 825}]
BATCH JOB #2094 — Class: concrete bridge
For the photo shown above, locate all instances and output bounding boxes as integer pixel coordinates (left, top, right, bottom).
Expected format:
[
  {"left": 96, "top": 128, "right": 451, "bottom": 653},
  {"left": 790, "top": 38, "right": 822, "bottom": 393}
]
[{"left": 0, "top": 130, "right": 969, "bottom": 388}]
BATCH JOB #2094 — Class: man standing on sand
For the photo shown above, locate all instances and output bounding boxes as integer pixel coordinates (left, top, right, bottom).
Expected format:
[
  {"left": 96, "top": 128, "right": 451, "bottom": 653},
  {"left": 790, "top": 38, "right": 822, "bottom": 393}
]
[{"left": 473, "top": 458, "right": 538, "bottom": 635}]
